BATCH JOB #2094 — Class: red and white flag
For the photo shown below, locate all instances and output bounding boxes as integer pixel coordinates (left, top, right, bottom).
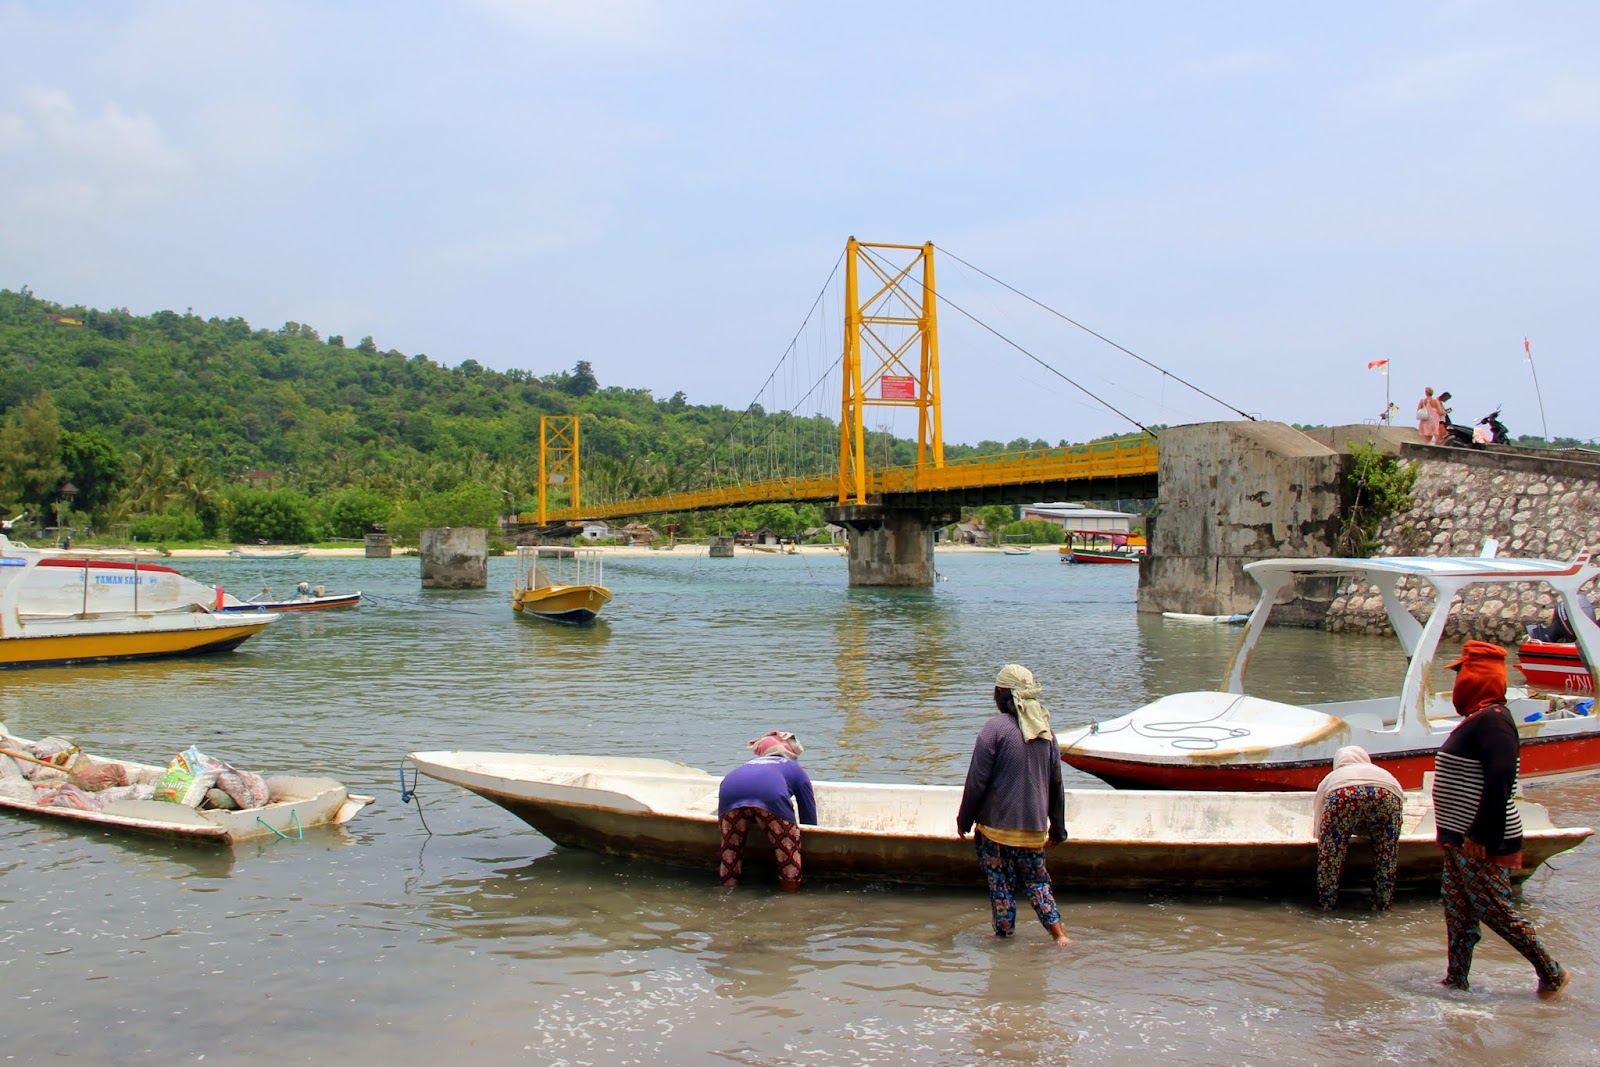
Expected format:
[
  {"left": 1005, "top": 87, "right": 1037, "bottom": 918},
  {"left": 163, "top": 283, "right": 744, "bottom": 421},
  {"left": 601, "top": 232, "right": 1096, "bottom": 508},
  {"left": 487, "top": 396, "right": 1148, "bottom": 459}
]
[
  {"left": 1366, "top": 358, "right": 1389, "bottom": 373},
  {"left": 1524, "top": 337, "right": 1532, "bottom": 363}
]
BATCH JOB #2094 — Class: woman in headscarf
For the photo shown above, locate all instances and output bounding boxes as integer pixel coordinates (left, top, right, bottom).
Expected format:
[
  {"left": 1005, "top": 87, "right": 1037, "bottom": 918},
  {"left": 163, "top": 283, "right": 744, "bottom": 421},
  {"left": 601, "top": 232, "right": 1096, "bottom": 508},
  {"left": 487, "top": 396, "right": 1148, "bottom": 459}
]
[
  {"left": 1433, "top": 641, "right": 1568, "bottom": 996},
  {"left": 1313, "top": 745, "right": 1404, "bottom": 911},
  {"left": 717, "top": 731, "right": 816, "bottom": 892},
  {"left": 957, "top": 664, "right": 1070, "bottom": 946}
]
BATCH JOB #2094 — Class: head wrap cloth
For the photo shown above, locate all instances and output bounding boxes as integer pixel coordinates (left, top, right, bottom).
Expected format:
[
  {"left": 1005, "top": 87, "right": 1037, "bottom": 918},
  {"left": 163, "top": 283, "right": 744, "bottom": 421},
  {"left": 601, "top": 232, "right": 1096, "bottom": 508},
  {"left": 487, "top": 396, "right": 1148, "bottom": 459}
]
[
  {"left": 749, "top": 731, "right": 804, "bottom": 758},
  {"left": 996, "top": 663, "right": 1053, "bottom": 741}
]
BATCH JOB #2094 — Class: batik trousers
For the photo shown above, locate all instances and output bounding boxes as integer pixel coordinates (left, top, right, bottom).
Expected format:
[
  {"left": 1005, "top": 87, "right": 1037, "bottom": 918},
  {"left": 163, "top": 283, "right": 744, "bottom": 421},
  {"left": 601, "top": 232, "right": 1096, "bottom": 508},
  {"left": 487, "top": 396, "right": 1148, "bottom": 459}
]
[
  {"left": 1440, "top": 846, "right": 1564, "bottom": 990},
  {"left": 719, "top": 806, "right": 803, "bottom": 889},
  {"left": 974, "top": 829, "right": 1062, "bottom": 936},
  {"left": 1316, "top": 785, "right": 1403, "bottom": 911}
]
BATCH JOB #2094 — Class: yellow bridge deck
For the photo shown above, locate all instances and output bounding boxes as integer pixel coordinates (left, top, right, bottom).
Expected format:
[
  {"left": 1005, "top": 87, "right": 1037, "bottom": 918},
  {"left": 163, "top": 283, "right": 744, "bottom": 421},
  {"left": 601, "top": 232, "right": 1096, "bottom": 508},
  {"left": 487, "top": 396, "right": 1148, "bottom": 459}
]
[{"left": 539, "top": 436, "right": 1158, "bottom": 522}]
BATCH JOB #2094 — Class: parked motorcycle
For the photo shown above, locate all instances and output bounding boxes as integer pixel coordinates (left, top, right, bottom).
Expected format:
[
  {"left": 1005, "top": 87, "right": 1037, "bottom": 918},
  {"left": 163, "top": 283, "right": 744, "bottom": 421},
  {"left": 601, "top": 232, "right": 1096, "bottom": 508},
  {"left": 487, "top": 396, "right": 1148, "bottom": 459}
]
[{"left": 1474, "top": 407, "right": 1510, "bottom": 445}]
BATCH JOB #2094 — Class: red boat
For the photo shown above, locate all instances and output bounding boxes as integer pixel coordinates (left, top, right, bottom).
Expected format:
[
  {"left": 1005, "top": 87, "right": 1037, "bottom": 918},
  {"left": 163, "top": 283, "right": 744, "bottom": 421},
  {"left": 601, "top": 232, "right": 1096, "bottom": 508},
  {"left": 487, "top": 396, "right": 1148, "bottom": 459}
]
[{"left": 1517, "top": 640, "right": 1595, "bottom": 696}]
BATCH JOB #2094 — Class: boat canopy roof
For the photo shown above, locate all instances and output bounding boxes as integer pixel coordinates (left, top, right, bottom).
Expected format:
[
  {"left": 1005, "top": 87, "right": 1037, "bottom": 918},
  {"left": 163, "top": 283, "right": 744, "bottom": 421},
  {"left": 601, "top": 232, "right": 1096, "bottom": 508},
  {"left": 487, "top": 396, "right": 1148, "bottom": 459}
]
[{"left": 1243, "top": 554, "right": 1592, "bottom": 583}]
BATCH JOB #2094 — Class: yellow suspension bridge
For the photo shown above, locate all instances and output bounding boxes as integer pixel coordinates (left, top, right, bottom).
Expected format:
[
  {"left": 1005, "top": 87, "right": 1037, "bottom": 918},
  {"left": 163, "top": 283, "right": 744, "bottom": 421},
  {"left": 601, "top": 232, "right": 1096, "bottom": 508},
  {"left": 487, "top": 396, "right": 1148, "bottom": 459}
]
[{"left": 531, "top": 239, "right": 1161, "bottom": 528}]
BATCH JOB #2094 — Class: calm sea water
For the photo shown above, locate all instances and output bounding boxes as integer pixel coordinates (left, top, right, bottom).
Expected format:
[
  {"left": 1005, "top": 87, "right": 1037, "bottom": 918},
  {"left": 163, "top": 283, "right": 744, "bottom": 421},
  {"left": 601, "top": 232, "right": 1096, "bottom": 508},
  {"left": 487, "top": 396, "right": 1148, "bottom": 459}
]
[{"left": 1, "top": 548, "right": 1595, "bottom": 1065}]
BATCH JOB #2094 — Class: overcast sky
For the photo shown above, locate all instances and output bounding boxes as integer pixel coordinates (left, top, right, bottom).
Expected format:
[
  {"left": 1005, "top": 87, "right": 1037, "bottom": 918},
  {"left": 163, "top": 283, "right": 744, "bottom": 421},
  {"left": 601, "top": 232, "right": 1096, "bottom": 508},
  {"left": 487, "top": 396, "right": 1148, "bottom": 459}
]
[{"left": 3, "top": 1, "right": 1596, "bottom": 446}]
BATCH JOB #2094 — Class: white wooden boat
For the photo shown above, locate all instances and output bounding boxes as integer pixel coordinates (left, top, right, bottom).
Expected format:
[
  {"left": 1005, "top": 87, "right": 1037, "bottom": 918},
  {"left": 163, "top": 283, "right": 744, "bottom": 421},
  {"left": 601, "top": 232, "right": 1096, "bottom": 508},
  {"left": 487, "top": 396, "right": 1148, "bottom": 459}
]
[
  {"left": 1162, "top": 611, "right": 1250, "bottom": 624},
  {"left": 1063, "top": 552, "right": 1600, "bottom": 790},
  {"left": 512, "top": 546, "right": 611, "bottom": 624},
  {"left": 0, "top": 732, "right": 373, "bottom": 844},
  {"left": 406, "top": 751, "right": 1591, "bottom": 892},
  {"left": 0, "top": 535, "right": 278, "bottom": 668},
  {"left": 227, "top": 547, "right": 307, "bottom": 560}
]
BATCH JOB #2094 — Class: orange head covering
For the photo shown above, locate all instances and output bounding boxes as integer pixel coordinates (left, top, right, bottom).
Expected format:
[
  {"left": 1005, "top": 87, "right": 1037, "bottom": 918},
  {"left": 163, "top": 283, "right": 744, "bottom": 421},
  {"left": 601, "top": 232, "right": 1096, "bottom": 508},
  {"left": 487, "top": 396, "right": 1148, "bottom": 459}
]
[{"left": 1447, "top": 640, "right": 1508, "bottom": 715}]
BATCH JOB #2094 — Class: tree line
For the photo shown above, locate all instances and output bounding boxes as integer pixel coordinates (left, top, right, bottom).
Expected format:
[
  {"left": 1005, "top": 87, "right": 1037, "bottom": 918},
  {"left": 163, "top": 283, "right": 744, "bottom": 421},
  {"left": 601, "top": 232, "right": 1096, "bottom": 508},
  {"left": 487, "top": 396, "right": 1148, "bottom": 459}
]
[{"left": 0, "top": 289, "right": 1075, "bottom": 545}]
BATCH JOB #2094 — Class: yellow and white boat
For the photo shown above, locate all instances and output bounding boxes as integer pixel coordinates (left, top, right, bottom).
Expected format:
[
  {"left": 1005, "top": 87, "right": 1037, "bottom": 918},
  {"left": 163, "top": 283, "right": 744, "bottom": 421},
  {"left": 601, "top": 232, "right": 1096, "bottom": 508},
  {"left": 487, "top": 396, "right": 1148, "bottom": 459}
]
[
  {"left": 512, "top": 545, "right": 611, "bottom": 624},
  {"left": 0, "top": 535, "right": 277, "bottom": 668}
]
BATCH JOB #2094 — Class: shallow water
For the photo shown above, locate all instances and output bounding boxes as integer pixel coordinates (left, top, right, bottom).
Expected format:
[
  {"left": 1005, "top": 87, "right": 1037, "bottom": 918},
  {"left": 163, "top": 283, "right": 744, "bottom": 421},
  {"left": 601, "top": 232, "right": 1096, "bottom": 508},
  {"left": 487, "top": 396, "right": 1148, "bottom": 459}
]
[{"left": 0, "top": 549, "right": 1595, "bottom": 1065}]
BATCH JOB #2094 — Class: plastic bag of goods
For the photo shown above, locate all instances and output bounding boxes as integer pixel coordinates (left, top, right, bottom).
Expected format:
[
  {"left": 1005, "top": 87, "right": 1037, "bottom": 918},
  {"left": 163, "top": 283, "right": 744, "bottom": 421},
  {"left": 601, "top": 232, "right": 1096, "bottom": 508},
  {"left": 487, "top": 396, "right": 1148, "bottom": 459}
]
[
  {"left": 152, "top": 749, "right": 219, "bottom": 807},
  {"left": 214, "top": 768, "right": 271, "bottom": 810}
]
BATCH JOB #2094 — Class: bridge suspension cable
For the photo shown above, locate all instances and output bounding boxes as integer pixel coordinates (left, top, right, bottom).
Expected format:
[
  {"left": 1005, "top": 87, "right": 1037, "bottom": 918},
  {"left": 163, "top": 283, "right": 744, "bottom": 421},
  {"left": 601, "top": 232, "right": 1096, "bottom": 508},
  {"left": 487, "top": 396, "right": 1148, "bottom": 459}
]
[{"left": 933, "top": 244, "right": 1258, "bottom": 424}]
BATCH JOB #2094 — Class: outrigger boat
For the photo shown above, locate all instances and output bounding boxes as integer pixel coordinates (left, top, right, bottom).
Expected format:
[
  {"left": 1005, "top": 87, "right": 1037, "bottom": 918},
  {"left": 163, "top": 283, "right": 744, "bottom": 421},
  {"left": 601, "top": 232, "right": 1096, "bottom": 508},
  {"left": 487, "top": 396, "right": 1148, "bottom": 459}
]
[
  {"left": 0, "top": 535, "right": 276, "bottom": 668},
  {"left": 512, "top": 546, "right": 611, "bottom": 624},
  {"left": 1060, "top": 552, "right": 1600, "bottom": 791},
  {"left": 406, "top": 750, "right": 1591, "bottom": 892}
]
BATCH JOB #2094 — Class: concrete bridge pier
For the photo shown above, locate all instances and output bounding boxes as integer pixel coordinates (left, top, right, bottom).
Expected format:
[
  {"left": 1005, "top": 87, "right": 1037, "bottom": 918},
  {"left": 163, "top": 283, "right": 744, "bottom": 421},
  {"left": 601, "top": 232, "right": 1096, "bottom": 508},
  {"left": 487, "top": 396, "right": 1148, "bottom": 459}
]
[{"left": 825, "top": 503, "right": 960, "bottom": 587}]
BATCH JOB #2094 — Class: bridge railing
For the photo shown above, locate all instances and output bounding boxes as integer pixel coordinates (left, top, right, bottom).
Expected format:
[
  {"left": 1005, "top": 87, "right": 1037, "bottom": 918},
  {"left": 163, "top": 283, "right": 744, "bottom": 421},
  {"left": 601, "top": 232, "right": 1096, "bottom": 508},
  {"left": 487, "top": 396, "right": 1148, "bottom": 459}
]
[{"left": 541, "top": 436, "right": 1158, "bottom": 522}]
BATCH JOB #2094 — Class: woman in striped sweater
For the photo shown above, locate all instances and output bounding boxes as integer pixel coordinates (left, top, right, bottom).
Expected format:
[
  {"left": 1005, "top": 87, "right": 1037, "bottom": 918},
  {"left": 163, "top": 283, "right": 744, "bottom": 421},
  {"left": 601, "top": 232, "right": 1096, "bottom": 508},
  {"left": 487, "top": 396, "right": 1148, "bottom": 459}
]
[{"left": 1432, "top": 640, "right": 1568, "bottom": 996}]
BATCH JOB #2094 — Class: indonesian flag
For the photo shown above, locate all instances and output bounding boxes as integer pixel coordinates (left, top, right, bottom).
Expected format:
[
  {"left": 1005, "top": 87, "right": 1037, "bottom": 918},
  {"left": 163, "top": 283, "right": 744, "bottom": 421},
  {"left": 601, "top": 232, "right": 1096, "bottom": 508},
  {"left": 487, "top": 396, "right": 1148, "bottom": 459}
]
[
  {"left": 1366, "top": 358, "right": 1389, "bottom": 373},
  {"left": 1524, "top": 337, "right": 1532, "bottom": 363}
]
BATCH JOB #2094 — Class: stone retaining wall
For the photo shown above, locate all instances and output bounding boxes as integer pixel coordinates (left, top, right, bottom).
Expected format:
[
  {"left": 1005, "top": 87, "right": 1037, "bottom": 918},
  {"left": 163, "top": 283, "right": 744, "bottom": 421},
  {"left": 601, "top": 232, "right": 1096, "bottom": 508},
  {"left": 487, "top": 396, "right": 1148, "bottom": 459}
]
[{"left": 1327, "top": 445, "right": 1600, "bottom": 641}]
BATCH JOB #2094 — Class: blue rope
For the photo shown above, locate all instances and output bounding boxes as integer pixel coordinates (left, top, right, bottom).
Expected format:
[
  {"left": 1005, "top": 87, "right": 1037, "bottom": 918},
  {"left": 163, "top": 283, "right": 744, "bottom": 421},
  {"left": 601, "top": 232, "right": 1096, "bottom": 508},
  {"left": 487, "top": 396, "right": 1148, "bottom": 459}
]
[{"left": 399, "top": 759, "right": 433, "bottom": 836}]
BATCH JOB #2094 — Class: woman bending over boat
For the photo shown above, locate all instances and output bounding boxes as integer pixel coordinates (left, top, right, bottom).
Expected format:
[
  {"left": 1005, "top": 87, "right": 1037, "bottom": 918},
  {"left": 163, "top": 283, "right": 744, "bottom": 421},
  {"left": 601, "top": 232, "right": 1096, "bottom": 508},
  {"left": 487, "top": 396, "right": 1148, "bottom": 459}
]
[
  {"left": 1313, "top": 746, "right": 1403, "bottom": 911},
  {"left": 957, "top": 665, "right": 1071, "bottom": 946},
  {"left": 717, "top": 731, "right": 816, "bottom": 892}
]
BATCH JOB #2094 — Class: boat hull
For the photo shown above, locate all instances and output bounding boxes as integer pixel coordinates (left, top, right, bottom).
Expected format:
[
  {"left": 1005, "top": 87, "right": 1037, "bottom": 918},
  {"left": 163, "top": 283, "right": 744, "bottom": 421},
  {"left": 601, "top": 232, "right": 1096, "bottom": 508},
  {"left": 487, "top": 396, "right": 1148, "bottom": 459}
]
[
  {"left": 1067, "top": 550, "right": 1139, "bottom": 565},
  {"left": 408, "top": 752, "right": 1590, "bottom": 892},
  {"left": 1517, "top": 640, "right": 1595, "bottom": 696},
  {"left": 0, "top": 616, "right": 273, "bottom": 669},
  {"left": 220, "top": 592, "right": 361, "bottom": 613},
  {"left": 512, "top": 585, "right": 611, "bottom": 624}
]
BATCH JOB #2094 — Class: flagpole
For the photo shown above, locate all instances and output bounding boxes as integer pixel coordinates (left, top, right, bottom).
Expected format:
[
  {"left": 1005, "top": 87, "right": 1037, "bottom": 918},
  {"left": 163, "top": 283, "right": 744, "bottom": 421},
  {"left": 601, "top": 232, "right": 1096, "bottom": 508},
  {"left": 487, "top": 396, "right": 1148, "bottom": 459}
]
[{"left": 1524, "top": 338, "right": 1550, "bottom": 441}]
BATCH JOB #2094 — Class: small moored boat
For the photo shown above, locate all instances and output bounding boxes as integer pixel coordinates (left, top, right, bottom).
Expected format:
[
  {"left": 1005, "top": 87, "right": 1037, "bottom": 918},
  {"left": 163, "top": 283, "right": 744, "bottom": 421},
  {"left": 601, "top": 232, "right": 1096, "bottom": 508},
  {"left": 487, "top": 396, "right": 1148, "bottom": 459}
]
[
  {"left": 227, "top": 547, "right": 307, "bottom": 560},
  {"left": 512, "top": 546, "right": 611, "bottom": 624},
  {"left": 406, "top": 750, "right": 1590, "bottom": 892},
  {"left": 220, "top": 582, "right": 362, "bottom": 613},
  {"left": 0, "top": 730, "right": 373, "bottom": 844}
]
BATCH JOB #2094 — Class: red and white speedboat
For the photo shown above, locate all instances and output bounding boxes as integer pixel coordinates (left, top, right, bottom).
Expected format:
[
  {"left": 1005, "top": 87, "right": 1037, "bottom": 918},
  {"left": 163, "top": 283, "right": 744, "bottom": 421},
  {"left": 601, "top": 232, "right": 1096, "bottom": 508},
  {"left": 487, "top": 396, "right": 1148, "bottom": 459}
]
[{"left": 1060, "top": 552, "right": 1600, "bottom": 790}]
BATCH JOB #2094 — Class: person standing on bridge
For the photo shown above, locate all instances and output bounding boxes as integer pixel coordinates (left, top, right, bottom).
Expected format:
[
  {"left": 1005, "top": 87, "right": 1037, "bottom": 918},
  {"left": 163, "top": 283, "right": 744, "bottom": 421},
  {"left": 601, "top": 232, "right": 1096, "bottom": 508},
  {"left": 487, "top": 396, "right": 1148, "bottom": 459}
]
[
  {"left": 957, "top": 664, "right": 1071, "bottom": 946},
  {"left": 1416, "top": 386, "right": 1446, "bottom": 445}
]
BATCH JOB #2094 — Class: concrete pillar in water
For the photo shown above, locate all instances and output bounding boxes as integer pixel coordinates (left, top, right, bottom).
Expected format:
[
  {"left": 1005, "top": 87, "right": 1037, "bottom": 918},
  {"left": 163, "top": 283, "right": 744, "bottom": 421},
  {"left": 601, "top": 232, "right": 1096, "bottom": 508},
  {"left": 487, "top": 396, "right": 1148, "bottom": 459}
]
[
  {"left": 364, "top": 532, "right": 393, "bottom": 558},
  {"left": 824, "top": 503, "right": 959, "bottom": 587},
  {"left": 420, "top": 527, "right": 488, "bottom": 588},
  {"left": 708, "top": 536, "right": 734, "bottom": 558}
]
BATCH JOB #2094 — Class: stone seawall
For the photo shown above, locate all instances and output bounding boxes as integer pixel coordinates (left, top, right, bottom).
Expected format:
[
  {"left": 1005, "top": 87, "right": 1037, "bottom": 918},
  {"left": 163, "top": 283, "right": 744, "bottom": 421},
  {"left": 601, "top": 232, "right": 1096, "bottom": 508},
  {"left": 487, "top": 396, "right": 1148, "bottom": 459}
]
[{"left": 1328, "top": 446, "right": 1600, "bottom": 642}]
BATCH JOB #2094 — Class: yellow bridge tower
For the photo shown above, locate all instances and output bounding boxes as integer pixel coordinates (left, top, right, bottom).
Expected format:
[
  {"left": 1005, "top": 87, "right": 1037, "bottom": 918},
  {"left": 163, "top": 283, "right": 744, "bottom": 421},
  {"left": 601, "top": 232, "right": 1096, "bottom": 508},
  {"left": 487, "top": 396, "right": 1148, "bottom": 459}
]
[{"left": 838, "top": 238, "right": 944, "bottom": 504}]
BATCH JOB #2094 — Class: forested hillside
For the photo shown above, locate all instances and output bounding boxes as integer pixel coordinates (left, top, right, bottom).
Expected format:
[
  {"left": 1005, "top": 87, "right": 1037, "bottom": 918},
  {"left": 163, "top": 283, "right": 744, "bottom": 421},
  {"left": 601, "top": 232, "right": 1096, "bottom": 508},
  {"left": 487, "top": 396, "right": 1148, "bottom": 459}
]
[{"left": 0, "top": 289, "right": 1053, "bottom": 544}]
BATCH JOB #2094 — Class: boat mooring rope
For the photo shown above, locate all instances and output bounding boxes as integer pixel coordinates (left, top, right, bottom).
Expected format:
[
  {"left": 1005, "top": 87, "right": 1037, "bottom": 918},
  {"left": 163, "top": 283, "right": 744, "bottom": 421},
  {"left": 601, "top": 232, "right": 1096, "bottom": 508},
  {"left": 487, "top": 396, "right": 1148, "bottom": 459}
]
[
  {"left": 398, "top": 758, "right": 433, "bottom": 836},
  {"left": 255, "top": 809, "right": 302, "bottom": 841}
]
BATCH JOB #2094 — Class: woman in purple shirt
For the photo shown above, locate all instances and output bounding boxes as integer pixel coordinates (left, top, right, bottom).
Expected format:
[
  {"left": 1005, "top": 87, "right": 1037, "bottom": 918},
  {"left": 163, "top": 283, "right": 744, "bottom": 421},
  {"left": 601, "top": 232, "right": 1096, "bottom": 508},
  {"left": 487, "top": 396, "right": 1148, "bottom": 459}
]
[
  {"left": 958, "top": 665, "right": 1070, "bottom": 946},
  {"left": 718, "top": 731, "right": 817, "bottom": 892}
]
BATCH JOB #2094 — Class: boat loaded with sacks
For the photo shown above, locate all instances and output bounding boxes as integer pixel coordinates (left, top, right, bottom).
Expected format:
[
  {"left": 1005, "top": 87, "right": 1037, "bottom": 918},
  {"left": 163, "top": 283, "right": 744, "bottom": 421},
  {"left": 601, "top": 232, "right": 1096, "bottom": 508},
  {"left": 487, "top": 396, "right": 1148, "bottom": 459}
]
[
  {"left": 0, "top": 727, "right": 373, "bottom": 844},
  {"left": 0, "top": 534, "right": 277, "bottom": 668},
  {"left": 405, "top": 750, "right": 1590, "bottom": 892},
  {"left": 1060, "top": 551, "right": 1600, "bottom": 791}
]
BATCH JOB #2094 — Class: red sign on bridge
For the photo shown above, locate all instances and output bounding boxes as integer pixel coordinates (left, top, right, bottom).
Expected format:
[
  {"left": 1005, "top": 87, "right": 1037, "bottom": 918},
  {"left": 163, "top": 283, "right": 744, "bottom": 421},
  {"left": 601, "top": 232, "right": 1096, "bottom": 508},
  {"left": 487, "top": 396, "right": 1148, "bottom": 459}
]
[{"left": 880, "top": 375, "right": 916, "bottom": 400}]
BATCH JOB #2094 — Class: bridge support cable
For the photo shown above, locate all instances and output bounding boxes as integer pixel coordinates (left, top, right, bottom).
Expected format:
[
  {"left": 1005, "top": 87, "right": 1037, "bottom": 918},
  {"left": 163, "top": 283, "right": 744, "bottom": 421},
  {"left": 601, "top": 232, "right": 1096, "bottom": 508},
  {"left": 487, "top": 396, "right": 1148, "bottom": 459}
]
[
  {"left": 839, "top": 238, "right": 945, "bottom": 505},
  {"left": 933, "top": 244, "right": 1257, "bottom": 423}
]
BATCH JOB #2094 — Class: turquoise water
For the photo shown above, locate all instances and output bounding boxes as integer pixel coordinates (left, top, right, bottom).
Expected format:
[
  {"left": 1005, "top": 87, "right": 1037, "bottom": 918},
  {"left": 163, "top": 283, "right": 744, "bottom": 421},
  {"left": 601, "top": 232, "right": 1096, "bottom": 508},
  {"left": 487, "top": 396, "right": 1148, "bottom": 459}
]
[{"left": 0, "top": 549, "right": 1593, "bottom": 1064}]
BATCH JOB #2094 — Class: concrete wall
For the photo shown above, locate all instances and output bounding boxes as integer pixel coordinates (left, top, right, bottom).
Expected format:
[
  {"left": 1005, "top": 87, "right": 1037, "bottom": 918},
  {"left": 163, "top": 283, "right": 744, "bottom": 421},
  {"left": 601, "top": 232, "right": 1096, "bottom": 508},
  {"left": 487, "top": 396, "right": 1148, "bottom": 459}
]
[
  {"left": 1328, "top": 445, "right": 1600, "bottom": 642},
  {"left": 419, "top": 527, "right": 489, "bottom": 589},
  {"left": 1137, "top": 421, "right": 1345, "bottom": 620}
]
